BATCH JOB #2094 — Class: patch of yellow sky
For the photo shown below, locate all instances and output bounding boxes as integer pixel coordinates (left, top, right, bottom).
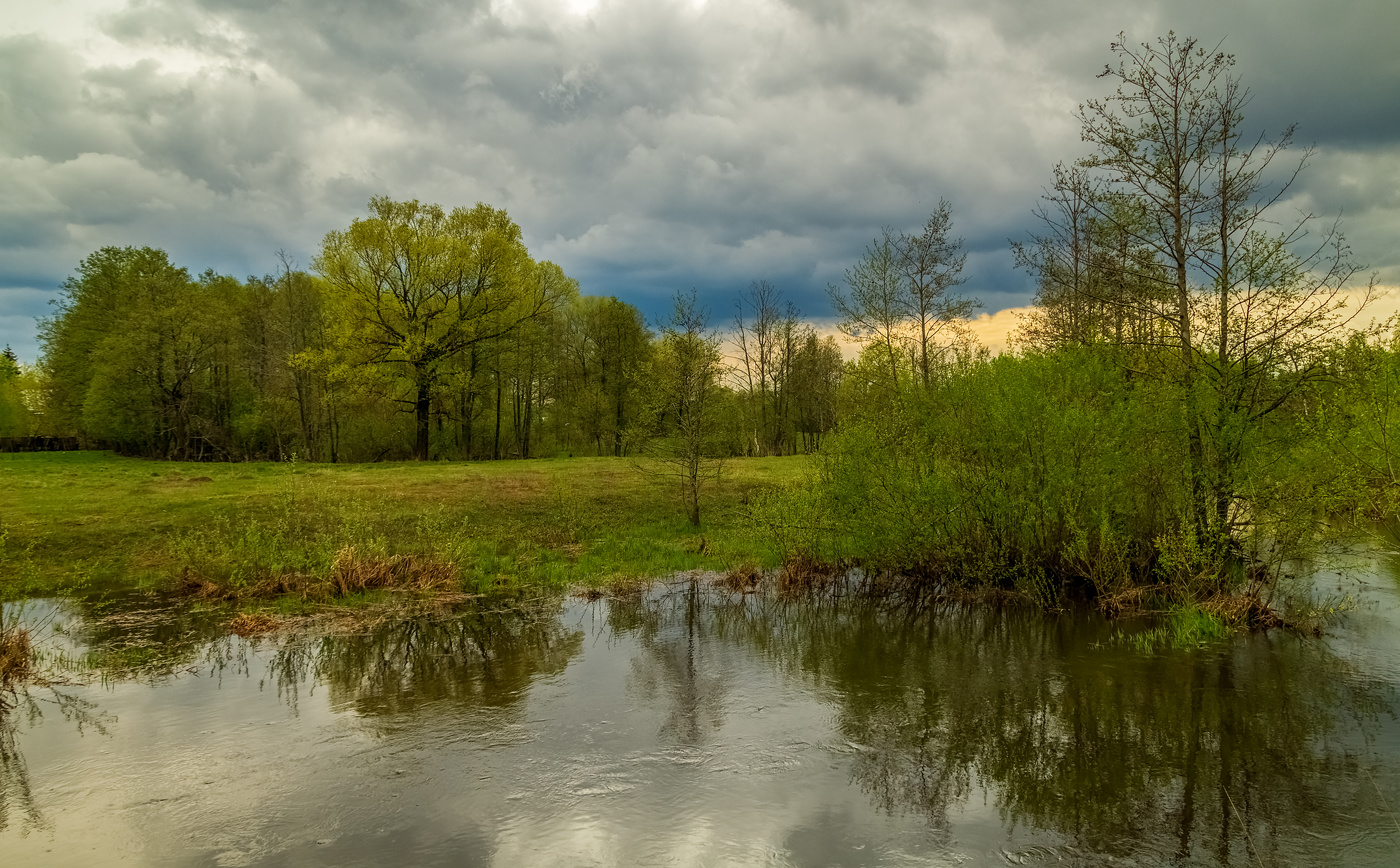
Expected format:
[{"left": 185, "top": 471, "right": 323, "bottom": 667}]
[{"left": 807, "top": 284, "right": 1400, "bottom": 360}]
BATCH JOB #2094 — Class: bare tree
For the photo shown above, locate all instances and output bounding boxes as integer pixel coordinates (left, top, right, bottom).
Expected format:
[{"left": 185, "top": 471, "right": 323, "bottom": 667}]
[
  {"left": 732, "top": 281, "right": 806, "bottom": 455},
  {"left": 897, "top": 200, "right": 980, "bottom": 387}
]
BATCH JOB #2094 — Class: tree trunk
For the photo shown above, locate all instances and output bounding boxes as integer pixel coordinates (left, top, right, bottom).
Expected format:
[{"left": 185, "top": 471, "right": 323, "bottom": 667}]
[{"left": 414, "top": 376, "right": 431, "bottom": 461}]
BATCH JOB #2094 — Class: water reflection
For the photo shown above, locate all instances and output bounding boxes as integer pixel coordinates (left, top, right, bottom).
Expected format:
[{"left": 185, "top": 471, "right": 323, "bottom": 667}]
[
  {"left": 4, "top": 582, "right": 1399, "bottom": 866},
  {"left": 267, "top": 601, "right": 583, "bottom": 718},
  {"left": 612, "top": 583, "right": 733, "bottom": 745},
  {"left": 1, "top": 686, "right": 109, "bottom": 835},
  {"left": 693, "top": 594, "right": 1399, "bottom": 864}
]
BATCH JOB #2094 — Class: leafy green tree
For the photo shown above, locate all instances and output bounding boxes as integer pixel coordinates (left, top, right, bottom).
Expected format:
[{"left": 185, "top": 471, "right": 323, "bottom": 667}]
[
  {"left": 556, "top": 295, "right": 652, "bottom": 456},
  {"left": 314, "top": 197, "right": 573, "bottom": 460},
  {"left": 0, "top": 348, "right": 31, "bottom": 438},
  {"left": 40, "top": 247, "right": 237, "bottom": 458},
  {"left": 789, "top": 332, "right": 843, "bottom": 452}
]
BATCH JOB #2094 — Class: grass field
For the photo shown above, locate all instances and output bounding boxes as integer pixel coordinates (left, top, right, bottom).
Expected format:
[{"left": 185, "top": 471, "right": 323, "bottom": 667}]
[{"left": 1, "top": 451, "right": 810, "bottom": 606}]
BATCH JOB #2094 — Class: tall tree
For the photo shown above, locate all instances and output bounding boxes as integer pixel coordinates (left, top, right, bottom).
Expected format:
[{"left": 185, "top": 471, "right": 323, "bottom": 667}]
[
  {"left": 314, "top": 197, "right": 571, "bottom": 460},
  {"left": 789, "top": 332, "right": 844, "bottom": 452},
  {"left": 40, "top": 247, "right": 236, "bottom": 458},
  {"left": 732, "top": 281, "right": 805, "bottom": 455},
  {"left": 1075, "top": 32, "right": 1374, "bottom": 557},
  {"left": 0, "top": 348, "right": 31, "bottom": 438}
]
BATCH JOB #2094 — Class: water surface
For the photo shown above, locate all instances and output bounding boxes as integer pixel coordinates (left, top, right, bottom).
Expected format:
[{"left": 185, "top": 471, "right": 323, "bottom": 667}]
[{"left": 4, "top": 558, "right": 1400, "bottom": 866}]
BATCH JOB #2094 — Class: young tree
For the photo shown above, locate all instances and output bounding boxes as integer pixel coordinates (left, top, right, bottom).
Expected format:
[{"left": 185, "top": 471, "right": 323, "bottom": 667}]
[
  {"left": 645, "top": 290, "right": 726, "bottom": 526},
  {"left": 897, "top": 200, "right": 979, "bottom": 386},
  {"left": 829, "top": 205, "right": 979, "bottom": 393},
  {"left": 829, "top": 230, "right": 906, "bottom": 390}
]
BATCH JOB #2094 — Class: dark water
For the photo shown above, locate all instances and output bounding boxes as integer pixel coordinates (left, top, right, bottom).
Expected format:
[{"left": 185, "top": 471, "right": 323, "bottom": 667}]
[{"left": 5, "top": 555, "right": 1400, "bottom": 866}]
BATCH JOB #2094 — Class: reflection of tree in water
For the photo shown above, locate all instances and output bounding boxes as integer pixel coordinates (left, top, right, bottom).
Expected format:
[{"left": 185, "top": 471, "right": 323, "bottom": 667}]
[
  {"left": 266, "top": 600, "right": 583, "bottom": 718},
  {"left": 1, "top": 687, "right": 110, "bottom": 835},
  {"left": 713, "top": 596, "right": 1398, "bottom": 864},
  {"left": 609, "top": 582, "right": 733, "bottom": 745}
]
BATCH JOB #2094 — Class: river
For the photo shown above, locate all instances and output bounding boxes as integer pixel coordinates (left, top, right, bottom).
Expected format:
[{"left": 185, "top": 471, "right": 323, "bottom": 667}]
[{"left": 3, "top": 551, "right": 1400, "bottom": 865}]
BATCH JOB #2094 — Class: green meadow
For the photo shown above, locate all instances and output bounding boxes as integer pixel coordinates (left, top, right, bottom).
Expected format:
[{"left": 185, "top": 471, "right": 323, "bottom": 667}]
[{"left": 1, "top": 451, "right": 807, "bottom": 606}]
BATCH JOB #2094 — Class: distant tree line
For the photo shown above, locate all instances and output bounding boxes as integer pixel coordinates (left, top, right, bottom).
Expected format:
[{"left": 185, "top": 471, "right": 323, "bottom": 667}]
[{"left": 25, "top": 197, "right": 844, "bottom": 464}]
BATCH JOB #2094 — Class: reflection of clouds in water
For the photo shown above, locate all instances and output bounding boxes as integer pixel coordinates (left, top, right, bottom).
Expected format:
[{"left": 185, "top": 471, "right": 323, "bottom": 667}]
[
  {"left": 0, "top": 686, "right": 111, "bottom": 836},
  {"left": 6, "top": 584, "right": 1400, "bottom": 865}
]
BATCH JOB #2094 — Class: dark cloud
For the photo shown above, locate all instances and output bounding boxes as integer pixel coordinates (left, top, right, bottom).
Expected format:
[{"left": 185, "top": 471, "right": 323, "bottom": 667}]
[{"left": 1, "top": 0, "right": 1397, "bottom": 362}]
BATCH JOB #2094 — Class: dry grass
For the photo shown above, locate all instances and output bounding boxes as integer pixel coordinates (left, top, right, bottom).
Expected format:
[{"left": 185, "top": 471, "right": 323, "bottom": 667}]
[
  {"left": 717, "top": 562, "right": 763, "bottom": 594},
  {"left": 182, "top": 545, "right": 460, "bottom": 603},
  {"left": 777, "top": 553, "right": 844, "bottom": 595},
  {"left": 1098, "top": 581, "right": 1287, "bottom": 628},
  {"left": 330, "top": 546, "right": 458, "bottom": 595},
  {"left": 0, "top": 625, "right": 31, "bottom": 690},
  {"left": 572, "top": 574, "right": 655, "bottom": 601},
  {"left": 227, "top": 612, "right": 281, "bottom": 637}
]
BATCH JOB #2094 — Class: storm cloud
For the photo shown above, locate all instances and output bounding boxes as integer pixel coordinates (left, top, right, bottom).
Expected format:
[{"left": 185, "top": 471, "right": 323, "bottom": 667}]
[{"left": 2, "top": 0, "right": 1397, "bottom": 360}]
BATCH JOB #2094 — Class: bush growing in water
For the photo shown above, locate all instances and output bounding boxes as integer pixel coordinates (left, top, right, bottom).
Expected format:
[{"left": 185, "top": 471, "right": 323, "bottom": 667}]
[{"left": 755, "top": 347, "right": 1340, "bottom": 614}]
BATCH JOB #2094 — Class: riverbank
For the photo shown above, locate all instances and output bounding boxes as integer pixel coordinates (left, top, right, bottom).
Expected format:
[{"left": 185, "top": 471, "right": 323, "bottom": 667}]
[{"left": 1, "top": 452, "right": 806, "bottom": 606}]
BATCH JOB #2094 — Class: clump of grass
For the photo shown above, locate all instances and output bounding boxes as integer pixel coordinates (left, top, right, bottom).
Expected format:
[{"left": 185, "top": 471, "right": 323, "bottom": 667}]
[
  {"left": 182, "top": 545, "right": 460, "bottom": 603},
  {"left": 0, "top": 621, "right": 32, "bottom": 694},
  {"left": 227, "top": 612, "right": 281, "bottom": 637},
  {"left": 718, "top": 562, "right": 763, "bottom": 594},
  {"left": 776, "top": 552, "right": 844, "bottom": 595},
  {"left": 1125, "top": 605, "right": 1232, "bottom": 652},
  {"left": 330, "top": 546, "right": 458, "bottom": 595}
]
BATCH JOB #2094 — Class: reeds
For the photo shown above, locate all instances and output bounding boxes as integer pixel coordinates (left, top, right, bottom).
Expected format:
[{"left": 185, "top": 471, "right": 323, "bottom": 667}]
[
  {"left": 717, "top": 562, "right": 762, "bottom": 594},
  {"left": 0, "top": 619, "right": 32, "bottom": 698}
]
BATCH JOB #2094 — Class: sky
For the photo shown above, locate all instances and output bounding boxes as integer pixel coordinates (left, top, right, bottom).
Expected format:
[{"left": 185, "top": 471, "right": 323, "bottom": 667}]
[{"left": 2, "top": 0, "right": 1398, "bottom": 362}]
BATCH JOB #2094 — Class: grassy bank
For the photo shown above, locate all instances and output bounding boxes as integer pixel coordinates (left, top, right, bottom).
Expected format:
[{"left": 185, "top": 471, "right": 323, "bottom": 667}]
[{"left": 1, "top": 452, "right": 806, "bottom": 605}]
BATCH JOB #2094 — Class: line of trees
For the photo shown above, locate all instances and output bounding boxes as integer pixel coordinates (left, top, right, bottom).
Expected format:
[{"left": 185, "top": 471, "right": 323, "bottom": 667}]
[{"left": 26, "top": 199, "right": 845, "bottom": 463}]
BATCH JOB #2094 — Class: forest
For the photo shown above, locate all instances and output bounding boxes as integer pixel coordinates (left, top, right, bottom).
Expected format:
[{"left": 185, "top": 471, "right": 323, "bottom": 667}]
[{"left": 4, "top": 33, "right": 1399, "bottom": 615}]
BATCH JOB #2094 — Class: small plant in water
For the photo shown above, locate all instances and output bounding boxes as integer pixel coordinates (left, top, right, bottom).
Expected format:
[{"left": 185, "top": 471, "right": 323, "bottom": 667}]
[{"left": 1125, "top": 605, "right": 1232, "bottom": 653}]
